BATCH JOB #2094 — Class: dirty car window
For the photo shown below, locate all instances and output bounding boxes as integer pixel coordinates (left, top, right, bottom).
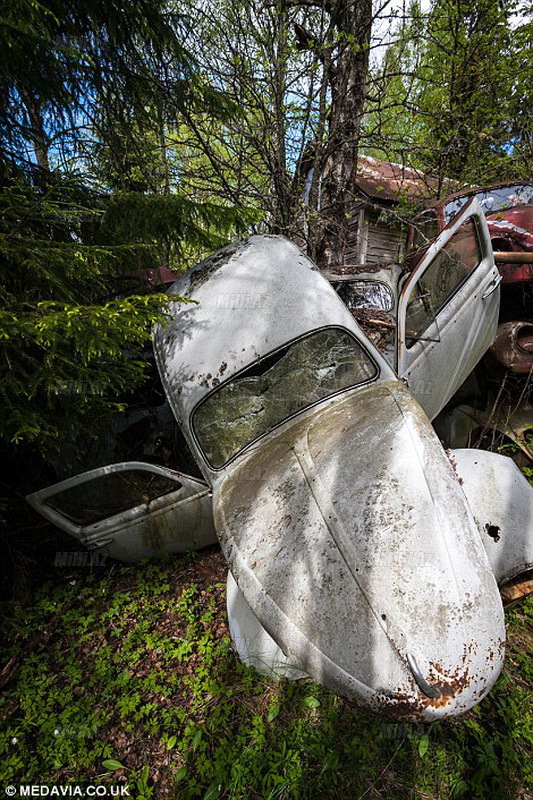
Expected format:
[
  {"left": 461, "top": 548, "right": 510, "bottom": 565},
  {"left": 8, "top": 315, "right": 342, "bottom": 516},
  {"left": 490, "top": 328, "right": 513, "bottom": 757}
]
[
  {"left": 410, "top": 209, "right": 440, "bottom": 250},
  {"left": 44, "top": 470, "right": 181, "bottom": 526},
  {"left": 405, "top": 219, "right": 482, "bottom": 345},
  {"left": 335, "top": 281, "right": 393, "bottom": 312},
  {"left": 193, "top": 328, "right": 378, "bottom": 468}
]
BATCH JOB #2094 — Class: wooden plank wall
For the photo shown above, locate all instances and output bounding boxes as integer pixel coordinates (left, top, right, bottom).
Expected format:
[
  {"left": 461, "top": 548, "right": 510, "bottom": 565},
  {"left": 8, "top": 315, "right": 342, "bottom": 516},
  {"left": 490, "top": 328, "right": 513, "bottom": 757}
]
[
  {"left": 345, "top": 204, "right": 404, "bottom": 269},
  {"left": 366, "top": 224, "right": 404, "bottom": 266}
]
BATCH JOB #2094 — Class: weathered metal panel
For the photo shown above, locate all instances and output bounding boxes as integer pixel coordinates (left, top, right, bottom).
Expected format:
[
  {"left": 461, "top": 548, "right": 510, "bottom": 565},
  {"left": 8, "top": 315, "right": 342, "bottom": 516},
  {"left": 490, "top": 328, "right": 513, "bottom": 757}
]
[
  {"left": 226, "top": 570, "right": 306, "bottom": 680},
  {"left": 490, "top": 321, "right": 533, "bottom": 373},
  {"left": 398, "top": 200, "right": 500, "bottom": 418},
  {"left": 26, "top": 462, "right": 217, "bottom": 562},
  {"left": 356, "top": 155, "right": 449, "bottom": 203},
  {"left": 452, "top": 448, "right": 533, "bottom": 585},
  {"left": 153, "top": 235, "right": 396, "bottom": 480}
]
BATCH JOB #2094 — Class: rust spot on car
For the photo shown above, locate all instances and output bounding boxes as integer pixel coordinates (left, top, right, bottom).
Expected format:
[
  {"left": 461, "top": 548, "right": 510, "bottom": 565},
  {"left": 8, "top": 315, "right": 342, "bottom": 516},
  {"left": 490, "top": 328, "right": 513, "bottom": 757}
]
[
  {"left": 446, "top": 449, "right": 464, "bottom": 484},
  {"left": 198, "top": 373, "right": 213, "bottom": 388},
  {"left": 379, "top": 636, "right": 505, "bottom": 719},
  {"left": 490, "top": 321, "right": 533, "bottom": 373}
]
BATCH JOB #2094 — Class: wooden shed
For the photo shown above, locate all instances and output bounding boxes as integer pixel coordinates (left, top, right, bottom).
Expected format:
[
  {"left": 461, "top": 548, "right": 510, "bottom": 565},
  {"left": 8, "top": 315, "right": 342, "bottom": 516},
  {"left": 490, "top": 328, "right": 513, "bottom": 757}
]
[{"left": 344, "top": 155, "right": 443, "bottom": 270}]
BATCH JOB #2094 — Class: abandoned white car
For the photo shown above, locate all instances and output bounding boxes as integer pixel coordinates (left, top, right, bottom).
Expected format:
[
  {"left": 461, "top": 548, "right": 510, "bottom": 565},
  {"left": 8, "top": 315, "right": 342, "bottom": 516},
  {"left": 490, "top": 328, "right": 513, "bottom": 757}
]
[{"left": 27, "top": 200, "right": 533, "bottom": 720}]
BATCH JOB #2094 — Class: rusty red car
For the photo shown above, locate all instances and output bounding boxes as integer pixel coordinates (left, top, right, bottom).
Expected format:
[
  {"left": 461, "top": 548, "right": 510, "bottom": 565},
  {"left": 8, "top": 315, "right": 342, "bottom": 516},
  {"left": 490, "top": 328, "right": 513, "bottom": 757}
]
[{"left": 408, "top": 182, "right": 533, "bottom": 281}]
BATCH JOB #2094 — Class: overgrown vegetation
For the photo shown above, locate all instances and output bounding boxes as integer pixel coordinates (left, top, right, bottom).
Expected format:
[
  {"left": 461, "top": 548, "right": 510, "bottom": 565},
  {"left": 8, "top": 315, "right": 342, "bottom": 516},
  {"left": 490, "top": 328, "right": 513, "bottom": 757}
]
[
  {"left": 0, "top": 0, "right": 252, "bottom": 456},
  {"left": 1, "top": 0, "right": 531, "bottom": 452},
  {"left": 0, "top": 551, "right": 531, "bottom": 800}
]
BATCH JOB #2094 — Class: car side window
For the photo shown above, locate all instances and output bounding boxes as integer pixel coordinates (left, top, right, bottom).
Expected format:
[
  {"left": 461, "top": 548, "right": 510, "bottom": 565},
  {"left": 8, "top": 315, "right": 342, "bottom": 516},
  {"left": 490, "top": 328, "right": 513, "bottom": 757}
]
[
  {"left": 43, "top": 470, "right": 182, "bottom": 526},
  {"left": 405, "top": 219, "right": 482, "bottom": 345}
]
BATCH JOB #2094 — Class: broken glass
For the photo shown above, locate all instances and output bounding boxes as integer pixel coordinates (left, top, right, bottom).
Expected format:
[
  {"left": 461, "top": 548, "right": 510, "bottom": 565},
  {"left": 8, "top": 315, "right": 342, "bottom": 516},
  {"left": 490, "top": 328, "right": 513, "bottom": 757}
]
[{"left": 193, "top": 328, "right": 378, "bottom": 467}]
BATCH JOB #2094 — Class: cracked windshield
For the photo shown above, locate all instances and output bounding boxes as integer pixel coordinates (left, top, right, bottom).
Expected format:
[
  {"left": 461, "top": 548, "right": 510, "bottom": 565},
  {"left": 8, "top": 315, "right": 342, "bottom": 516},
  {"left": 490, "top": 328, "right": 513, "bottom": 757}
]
[{"left": 193, "top": 328, "right": 378, "bottom": 467}]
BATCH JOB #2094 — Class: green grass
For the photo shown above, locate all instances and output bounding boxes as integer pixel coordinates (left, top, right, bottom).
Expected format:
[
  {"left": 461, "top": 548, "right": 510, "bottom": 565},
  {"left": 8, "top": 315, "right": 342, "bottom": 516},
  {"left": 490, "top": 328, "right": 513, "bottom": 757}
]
[{"left": 0, "top": 552, "right": 531, "bottom": 800}]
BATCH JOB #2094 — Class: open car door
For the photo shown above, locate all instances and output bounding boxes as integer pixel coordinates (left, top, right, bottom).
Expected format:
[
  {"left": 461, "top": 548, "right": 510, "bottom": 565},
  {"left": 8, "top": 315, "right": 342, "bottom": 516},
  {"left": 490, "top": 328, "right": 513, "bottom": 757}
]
[
  {"left": 26, "top": 462, "right": 216, "bottom": 562},
  {"left": 397, "top": 199, "right": 501, "bottom": 420}
]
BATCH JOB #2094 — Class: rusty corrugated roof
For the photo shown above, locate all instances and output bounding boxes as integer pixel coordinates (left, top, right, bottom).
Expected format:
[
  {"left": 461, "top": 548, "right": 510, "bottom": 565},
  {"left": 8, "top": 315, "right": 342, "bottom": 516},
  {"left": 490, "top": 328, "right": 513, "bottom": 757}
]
[{"left": 356, "top": 156, "right": 454, "bottom": 203}]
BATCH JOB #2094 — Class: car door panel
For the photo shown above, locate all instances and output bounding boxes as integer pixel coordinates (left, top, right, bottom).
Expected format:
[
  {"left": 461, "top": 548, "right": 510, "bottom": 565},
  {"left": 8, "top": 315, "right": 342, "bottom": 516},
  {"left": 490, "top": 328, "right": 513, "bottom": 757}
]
[
  {"left": 397, "top": 200, "right": 500, "bottom": 419},
  {"left": 26, "top": 461, "right": 216, "bottom": 562}
]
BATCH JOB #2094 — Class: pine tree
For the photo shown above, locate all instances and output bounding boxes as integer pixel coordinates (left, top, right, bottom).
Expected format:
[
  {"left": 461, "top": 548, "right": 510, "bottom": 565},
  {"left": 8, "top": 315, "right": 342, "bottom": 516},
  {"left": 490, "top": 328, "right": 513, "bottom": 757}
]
[{"left": 0, "top": 0, "right": 245, "bottom": 453}]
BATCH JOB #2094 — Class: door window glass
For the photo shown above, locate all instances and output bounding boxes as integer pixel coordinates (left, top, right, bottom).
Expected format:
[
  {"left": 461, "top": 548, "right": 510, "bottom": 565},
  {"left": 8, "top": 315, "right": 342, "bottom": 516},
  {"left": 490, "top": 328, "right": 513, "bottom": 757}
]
[
  {"left": 410, "top": 209, "right": 440, "bottom": 250},
  {"left": 193, "top": 328, "right": 378, "bottom": 468},
  {"left": 405, "top": 219, "right": 482, "bottom": 345},
  {"left": 44, "top": 470, "right": 182, "bottom": 526}
]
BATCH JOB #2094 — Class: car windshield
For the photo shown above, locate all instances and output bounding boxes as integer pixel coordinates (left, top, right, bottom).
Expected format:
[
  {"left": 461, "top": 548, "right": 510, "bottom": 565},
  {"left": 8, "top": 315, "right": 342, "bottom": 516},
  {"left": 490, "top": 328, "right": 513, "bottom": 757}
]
[
  {"left": 334, "top": 280, "right": 394, "bottom": 312},
  {"left": 193, "top": 328, "right": 378, "bottom": 468},
  {"left": 444, "top": 184, "right": 533, "bottom": 224}
]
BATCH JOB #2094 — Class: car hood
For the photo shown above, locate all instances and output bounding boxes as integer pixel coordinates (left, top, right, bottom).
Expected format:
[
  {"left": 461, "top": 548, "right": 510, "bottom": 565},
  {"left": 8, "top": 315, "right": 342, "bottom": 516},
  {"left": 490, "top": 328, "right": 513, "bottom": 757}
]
[{"left": 213, "top": 381, "right": 505, "bottom": 720}]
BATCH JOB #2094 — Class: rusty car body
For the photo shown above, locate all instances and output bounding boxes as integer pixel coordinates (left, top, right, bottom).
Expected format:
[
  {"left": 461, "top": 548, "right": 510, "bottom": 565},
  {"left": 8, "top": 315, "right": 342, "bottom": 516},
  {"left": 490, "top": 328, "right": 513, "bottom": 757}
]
[
  {"left": 407, "top": 182, "right": 533, "bottom": 278},
  {"left": 27, "top": 203, "right": 533, "bottom": 719}
]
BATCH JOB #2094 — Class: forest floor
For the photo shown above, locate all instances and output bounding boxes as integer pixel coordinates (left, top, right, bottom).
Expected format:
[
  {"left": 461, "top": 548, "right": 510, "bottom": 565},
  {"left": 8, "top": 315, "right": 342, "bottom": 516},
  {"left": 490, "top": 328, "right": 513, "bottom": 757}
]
[{"left": 0, "top": 537, "right": 532, "bottom": 800}]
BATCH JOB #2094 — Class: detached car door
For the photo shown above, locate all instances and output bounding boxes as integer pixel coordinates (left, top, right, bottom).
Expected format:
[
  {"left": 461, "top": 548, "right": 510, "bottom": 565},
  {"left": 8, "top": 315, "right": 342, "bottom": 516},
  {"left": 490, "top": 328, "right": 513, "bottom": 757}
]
[
  {"left": 397, "top": 199, "right": 501, "bottom": 419},
  {"left": 26, "top": 462, "right": 216, "bottom": 562}
]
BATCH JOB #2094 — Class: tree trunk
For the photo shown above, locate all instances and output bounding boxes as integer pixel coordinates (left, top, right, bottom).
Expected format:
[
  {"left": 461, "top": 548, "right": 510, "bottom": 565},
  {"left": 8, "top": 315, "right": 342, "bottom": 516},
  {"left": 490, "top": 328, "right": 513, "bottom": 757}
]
[
  {"left": 314, "top": 0, "right": 372, "bottom": 272},
  {"left": 270, "top": 1, "right": 294, "bottom": 237},
  {"left": 21, "top": 92, "right": 50, "bottom": 172}
]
